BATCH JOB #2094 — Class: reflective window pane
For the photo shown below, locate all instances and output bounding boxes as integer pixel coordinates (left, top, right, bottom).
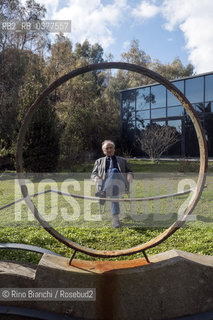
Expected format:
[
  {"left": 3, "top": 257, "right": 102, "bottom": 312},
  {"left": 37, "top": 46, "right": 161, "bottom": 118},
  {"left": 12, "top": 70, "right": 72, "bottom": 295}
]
[
  {"left": 167, "top": 80, "right": 184, "bottom": 107},
  {"left": 121, "top": 90, "right": 136, "bottom": 112},
  {"left": 205, "top": 75, "right": 213, "bottom": 102},
  {"left": 185, "top": 76, "right": 204, "bottom": 103},
  {"left": 136, "top": 109, "right": 150, "bottom": 121},
  {"left": 136, "top": 87, "right": 150, "bottom": 110},
  {"left": 168, "top": 119, "right": 182, "bottom": 134},
  {"left": 151, "top": 108, "right": 166, "bottom": 119},
  {"left": 167, "top": 106, "right": 185, "bottom": 117},
  {"left": 151, "top": 85, "right": 166, "bottom": 108},
  {"left": 184, "top": 119, "right": 199, "bottom": 156},
  {"left": 121, "top": 91, "right": 136, "bottom": 124},
  {"left": 136, "top": 119, "right": 150, "bottom": 130},
  {"left": 193, "top": 103, "right": 205, "bottom": 115},
  {"left": 205, "top": 114, "right": 213, "bottom": 156},
  {"left": 204, "top": 102, "right": 213, "bottom": 113},
  {"left": 185, "top": 113, "right": 204, "bottom": 127},
  {"left": 151, "top": 120, "right": 166, "bottom": 127},
  {"left": 122, "top": 107, "right": 135, "bottom": 121}
]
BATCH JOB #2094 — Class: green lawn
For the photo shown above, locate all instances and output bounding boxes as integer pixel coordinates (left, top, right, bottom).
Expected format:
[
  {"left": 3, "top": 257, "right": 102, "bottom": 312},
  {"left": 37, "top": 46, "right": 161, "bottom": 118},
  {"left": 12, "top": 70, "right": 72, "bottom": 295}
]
[{"left": 0, "top": 160, "right": 212, "bottom": 264}]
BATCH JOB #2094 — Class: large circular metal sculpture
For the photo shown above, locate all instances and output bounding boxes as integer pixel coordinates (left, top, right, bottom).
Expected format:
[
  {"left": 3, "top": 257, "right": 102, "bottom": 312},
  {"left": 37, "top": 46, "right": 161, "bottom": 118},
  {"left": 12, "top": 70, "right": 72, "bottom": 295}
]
[{"left": 16, "top": 62, "right": 208, "bottom": 259}]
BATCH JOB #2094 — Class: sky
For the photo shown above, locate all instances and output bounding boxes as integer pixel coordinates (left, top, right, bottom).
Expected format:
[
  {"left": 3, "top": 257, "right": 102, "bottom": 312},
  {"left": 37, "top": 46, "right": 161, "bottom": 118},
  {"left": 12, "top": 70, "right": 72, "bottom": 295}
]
[{"left": 22, "top": 0, "right": 213, "bottom": 74}]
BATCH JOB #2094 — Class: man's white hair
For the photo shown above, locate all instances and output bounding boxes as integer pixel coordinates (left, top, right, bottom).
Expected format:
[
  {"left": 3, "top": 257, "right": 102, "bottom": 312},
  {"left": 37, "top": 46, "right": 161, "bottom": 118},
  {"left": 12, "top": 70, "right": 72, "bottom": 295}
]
[{"left": 102, "top": 140, "right": 115, "bottom": 150}]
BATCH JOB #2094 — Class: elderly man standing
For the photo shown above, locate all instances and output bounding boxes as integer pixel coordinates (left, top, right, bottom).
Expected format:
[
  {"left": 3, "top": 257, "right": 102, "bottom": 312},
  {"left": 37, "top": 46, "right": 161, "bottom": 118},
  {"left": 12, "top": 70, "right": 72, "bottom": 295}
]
[{"left": 91, "top": 140, "right": 133, "bottom": 228}]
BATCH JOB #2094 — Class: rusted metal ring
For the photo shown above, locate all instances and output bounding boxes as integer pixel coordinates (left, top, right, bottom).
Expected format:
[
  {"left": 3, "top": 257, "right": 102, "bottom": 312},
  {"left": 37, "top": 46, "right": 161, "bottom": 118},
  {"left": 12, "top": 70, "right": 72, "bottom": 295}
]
[{"left": 16, "top": 62, "right": 208, "bottom": 258}]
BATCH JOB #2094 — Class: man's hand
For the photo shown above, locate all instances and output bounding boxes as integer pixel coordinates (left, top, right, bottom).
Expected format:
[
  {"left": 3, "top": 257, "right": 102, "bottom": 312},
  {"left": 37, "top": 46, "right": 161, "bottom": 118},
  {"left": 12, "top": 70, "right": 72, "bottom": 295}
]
[
  {"left": 94, "top": 176, "right": 102, "bottom": 185},
  {"left": 127, "top": 173, "right": 133, "bottom": 184}
]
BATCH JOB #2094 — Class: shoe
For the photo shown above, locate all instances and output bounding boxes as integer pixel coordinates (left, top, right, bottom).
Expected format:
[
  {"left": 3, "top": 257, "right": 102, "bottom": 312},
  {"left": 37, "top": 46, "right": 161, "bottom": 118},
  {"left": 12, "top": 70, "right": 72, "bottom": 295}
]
[
  {"left": 95, "top": 190, "right": 106, "bottom": 205},
  {"left": 112, "top": 214, "right": 121, "bottom": 228}
]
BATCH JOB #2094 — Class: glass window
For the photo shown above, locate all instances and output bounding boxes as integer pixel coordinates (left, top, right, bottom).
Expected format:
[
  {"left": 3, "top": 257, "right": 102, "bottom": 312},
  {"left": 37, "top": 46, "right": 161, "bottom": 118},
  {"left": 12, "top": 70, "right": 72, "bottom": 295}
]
[
  {"left": 136, "top": 87, "right": 150, "bottom": 110},
  {"left": 167, "top": 106, "right": 185, "bottom": 117},
  {"left": 151, "top": 108, "right": 166, "bottom": 119},
  {"left": 167, "top": 80, "right": 184, "bottom": 107},
  {"left": 136, "top": 119, "right": 150, "bottom": 130},
  {"left": 192, "top": 103, "right": 205, "bottom": 114},
  {"left": 204, "top": 114, "right": 213, "bottom": 156},
  {"left": 136, "top": 109, "right": 150, "bottom": 121},
  {"left": 122, "top": 107, "right": 134, "bottom": 121},
  {"left": 205, "top": 74, "right": 213, "bottom": 102},
  {"left": 121, "top": 90, "right": 136, "bottom": 112},
  {"left": 151, "top": 85, "right": 166, "bottom": 108},
  {"left": 121, "top": 91, "right": 136, "bottom": 125},
  {"left": 168, "top": 120, "right": 182, "bottom": 134},
  {"left": 185, "top": 124, "right": 199, "bottom": 156},
  {"left": 185, "top": 113, "right": 204, "bottom": 126},
  {"left": 185, "top": 76, "right": 204, "bottom": 103},
  {"left": 151, "top": 120, "right": 166, "bottom": 127},
  {"left": 128, "top": 111, "right": 135, "bottom": 125},
  {"left": 204, "top": 102, "right": 213, "bottom": 113}
]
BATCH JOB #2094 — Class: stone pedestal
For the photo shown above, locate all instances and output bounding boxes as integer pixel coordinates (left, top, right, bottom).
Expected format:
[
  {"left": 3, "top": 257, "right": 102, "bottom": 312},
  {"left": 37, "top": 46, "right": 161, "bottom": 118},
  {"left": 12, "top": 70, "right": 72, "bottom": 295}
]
[{"left": 0, "top": 250, "right": 213, "bottom": 319}]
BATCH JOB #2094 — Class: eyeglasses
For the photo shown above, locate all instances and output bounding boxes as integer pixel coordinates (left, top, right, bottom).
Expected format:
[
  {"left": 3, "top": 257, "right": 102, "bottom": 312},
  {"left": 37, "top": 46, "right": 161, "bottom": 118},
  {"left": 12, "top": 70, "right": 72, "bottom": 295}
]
[{"left": 104, "top": 146, "right": 114, "bottom": 150}]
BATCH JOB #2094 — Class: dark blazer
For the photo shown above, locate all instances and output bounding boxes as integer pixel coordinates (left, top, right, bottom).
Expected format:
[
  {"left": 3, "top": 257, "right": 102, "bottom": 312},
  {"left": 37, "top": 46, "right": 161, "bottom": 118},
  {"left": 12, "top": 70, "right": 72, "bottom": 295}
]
[{"left": 91, "top": 156, "right": 133, "bottom": 186}]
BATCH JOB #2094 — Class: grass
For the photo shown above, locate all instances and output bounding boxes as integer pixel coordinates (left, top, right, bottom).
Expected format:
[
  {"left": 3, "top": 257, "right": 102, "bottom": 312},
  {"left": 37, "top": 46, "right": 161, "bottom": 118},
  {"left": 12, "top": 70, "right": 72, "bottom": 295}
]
[
  {"left": 73, "top": 158, "right": 213, "bottom": 173},
  {"left": 0, "top": 159, "right": 212, "bottom": 264}
]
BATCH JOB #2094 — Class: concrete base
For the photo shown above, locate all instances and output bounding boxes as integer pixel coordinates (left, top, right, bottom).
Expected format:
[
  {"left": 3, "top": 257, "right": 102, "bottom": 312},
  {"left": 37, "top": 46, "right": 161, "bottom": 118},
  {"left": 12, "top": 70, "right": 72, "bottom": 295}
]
[{"left": 0, "top": 250, "right": 213, "bottom": 319}]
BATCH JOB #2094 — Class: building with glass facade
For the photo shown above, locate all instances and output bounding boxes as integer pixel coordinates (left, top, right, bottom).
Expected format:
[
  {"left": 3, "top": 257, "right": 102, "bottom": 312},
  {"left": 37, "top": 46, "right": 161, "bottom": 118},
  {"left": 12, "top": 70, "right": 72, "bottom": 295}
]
[{"left": 120, "top": 72, "right": 213, "bottom": 157}]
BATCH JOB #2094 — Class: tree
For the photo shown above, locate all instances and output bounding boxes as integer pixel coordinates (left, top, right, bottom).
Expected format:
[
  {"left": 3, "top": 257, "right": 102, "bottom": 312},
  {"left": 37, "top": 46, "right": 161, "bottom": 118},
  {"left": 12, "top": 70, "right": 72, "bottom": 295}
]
[
  {"left": 151, "top": 57, "right": 194, "bottom": 80},
  {"left": 0, "top": 0, "right": 48, "bottom": 53},
  {"left": 74, "top": 39, "right": 104, "bottom": 65},
  {"left": 22, "top": 100, "right": 60, "bottom": 172},
  {"left": 51, "top": 39, "right": 119, "bottom": 166},
  {"left": 0, "top": 0, "right": 49, "bottom": 166},
  {"left": 138, "top": 123, "right": 180, "bottom": 161},
  {"left": 118, "top": 39, "right": 152, "bottom": 88},
  {"left": 47, "top": 33, "right": 73, "bottom": 78},
  {"left": 116, "top": 41, "right": 194, "bottom": 90},
  {"left": 0, "top": 48, "right": 31, "bottom": 159},
  {"left": 18, "top": 53, "right": 61, "bottom": 172}
]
